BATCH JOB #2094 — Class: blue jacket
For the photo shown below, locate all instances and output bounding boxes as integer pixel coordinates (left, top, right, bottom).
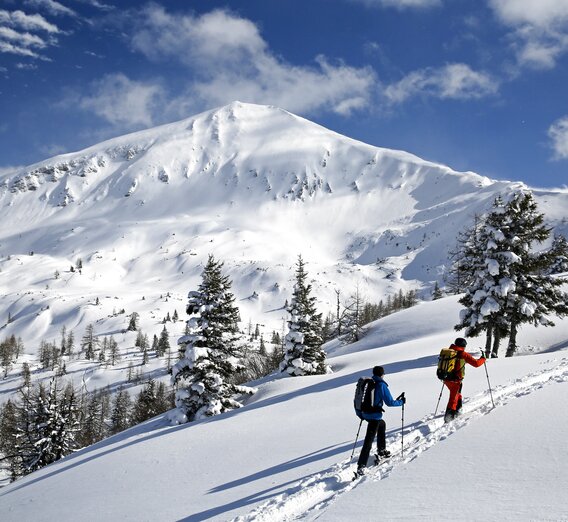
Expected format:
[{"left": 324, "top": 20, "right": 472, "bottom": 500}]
[{"left": 362, "top": 376, "right": 403, "bottom": 421}]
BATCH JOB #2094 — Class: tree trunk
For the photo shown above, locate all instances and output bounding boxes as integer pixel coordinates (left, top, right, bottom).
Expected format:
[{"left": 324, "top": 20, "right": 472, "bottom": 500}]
[
  {"left": 491, "top": 330, "right": 500, "bottom": 358},
  {"left": 484, "top": 327, "right": 493, "bottom": 358},
  {"left": 506, "top": 322, "right": 518, "bottom": 357}
]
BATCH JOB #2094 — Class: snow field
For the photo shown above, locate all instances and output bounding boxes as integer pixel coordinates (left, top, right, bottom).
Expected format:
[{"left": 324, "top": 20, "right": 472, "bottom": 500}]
[
  {"left": 1, "top": 294, "right": 568, "bottom": 521},
  {"left": 1, "top": 102, "right": 568, "bottom": 520},
  {"left": 235, "top": 358, "right": 568, "bottom": 521}
]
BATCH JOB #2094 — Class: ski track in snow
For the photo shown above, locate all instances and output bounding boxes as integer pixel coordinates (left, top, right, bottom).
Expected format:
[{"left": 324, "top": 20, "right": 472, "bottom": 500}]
[{"left": 232, "top": 359, "right": 568, "bottom": 522}]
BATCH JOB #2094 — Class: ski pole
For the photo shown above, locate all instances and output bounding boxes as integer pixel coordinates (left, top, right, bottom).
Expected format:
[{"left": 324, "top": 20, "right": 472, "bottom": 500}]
[
  {"left": 401, "top": 401, "right": 405, "bottom": 458},
  {"left": 396, "top": 392, "right": 405, "bottom": 457},
  {"left": 434, "top": 381, "right": 444, "bottom": 416},
  {"left": 350, "top": 419, "right": 363, "bottom": 460},
  {"left": 483, "top": 359, "right": 495, "bottom": 408}
]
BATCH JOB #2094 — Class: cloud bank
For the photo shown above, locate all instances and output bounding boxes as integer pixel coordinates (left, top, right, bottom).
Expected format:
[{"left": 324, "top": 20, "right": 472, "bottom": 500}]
[
  {"left": 549, "top": 117, "right": 568, "bottom": 160},
  {"left": 489, "top": 0, "right": 568, "bottom": 69},
  {"left": 384, "top": 63, "right": 498, "bottom": 103}
]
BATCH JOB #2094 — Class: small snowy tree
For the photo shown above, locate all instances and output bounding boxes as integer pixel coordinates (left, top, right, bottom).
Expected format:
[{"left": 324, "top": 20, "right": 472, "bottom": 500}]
[
  {"left": 170, "top": 255, "right": 256, "bottom": 424},
  {"left": 343, "top": 286, "right": 364, "bottom": 343},
  {"left": 127, "top": 312, "right": 139, "bottom": 332},
  {"left": 546, "top": 234, "right": 568, "bottom": 274},
  {"left": 447, "top": 215, "right": 483, "bottom": 294},
  {"left": 110, "top": 388, "right": 131, "bottom": 434},
  {"left": 12, "top": 379, "right": 79, "bottom": 477},
  {"left": 157, "top": 326, "right": 170, "bottom": 357},
  {"left": 280, "top": 255, "right": 329, "bottom": 376},
  {"left": 432, "top": 281, "right": 444, "bottom": 300},
  {"left": 81, "top": 323, "right": 98, "bottom": 360}
]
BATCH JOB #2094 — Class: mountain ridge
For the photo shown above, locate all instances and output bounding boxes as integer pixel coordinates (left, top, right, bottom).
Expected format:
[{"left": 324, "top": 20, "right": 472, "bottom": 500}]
[{"left": 0, "top": 101, "right": 565, "bottom": 359}]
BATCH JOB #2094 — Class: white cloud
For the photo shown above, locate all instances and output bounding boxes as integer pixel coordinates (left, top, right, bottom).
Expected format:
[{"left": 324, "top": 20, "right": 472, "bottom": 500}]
[
  {"left": 16, "top": 62, "right": 38, "bottom": 69},
  {"left": 0, "top": 40, "right": 41, "bottom": 58},
  {"left": 384, "top": 63, "right": 498, "bottom": 103},
  {"left": 132, "top": 7, "right": 266, "bottom": 68},
  {"left": 352, "top": 0, "right": 441, "bottom": 8},
  {"left": 70, "top": 0, "right": 114, "bottom": 11},
  {"left": 0, "top": 26, "right": 48, "bottom": 48},
  {"left": 76, "top": 73, "right": 165, "bottom": 128},
  {"left": 548, "top": 116, "right": 568, "bottom": 160},
  {"left": 0, "top": 8, "right": 62, "bottom": 61},
  {"left": 127, "top": 6, "right": 376, "bottom": 118},
  {"left": 489, "top": 0, "right": 568, "bottom": 69},
  {"left": 0, "top": 9, "right": 60, "bottom": 33},
  {"left": 490, "top": 0, "right": 568, "bottom": 28},
  {"left": 24, "top": 0, "right": 77, "bottom": 18}
]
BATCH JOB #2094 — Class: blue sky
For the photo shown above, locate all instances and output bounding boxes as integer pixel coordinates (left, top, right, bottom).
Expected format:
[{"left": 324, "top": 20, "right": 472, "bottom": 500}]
[{"left": 1, "top": 0, "right": 568, "bottom": 187}]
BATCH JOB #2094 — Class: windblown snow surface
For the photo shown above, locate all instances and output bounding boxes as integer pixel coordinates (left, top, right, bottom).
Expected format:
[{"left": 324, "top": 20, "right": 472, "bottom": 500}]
[
  {"left": 1, "top": 101, "right": 567, "bottom": 357},
  {"left": 1, "top": 295, "right": 567, "bottom": 521}
]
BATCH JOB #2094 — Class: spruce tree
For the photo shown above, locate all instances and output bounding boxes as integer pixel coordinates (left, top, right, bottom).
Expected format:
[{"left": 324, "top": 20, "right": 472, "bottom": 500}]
[
  {"left": 455, "top": 196, "right": 512, "bottom": 357},
  {"left": 60, "top": 325, "right": 67, "bottom": 356},
  {"left": 280, "top": 255, "right": 328, "bottom": 376},
  {"left": 446, "top": 215, "right": 484, "bottom": 294},
  {"left": 432, "top": 281, "right": 444, "bottom": 300},
  {"left": 109, "top": 336, "right": 120, "bottom": 365},
  {"left": 66, "top": 330, "right": 74, "bottom": 358},
  {"left": 81, "top": 324, "right": 98, "bottom": 360},
  {"left": 11, "top": 379, "right": 79, "bottom": 476},
  {"left": 547, "top": 234, "right": 568, "bottom": 274},
  {"left": 157, "top": 326, "right": 170, "bottom": 357},
  {"left": 110, "top": 389, "right": 131, "bottom": 434},
  {"left": 456, "top": 191, "right": 568, "bottom": 357},
  {"left": 500, "top": 192, "right": 568, "bottom": 356},
  {"left": 21, "top": 362, "right": 31, "bottom": 388},
  {"left": 171, "top": 255, "right": 256, "bottom": 424},
  {"left": 127, "top": 312, "right": 139, "bottom": 332}
]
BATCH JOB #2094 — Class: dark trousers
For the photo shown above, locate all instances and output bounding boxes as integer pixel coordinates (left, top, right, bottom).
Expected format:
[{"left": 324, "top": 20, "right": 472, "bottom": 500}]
[{"left": 357, "top": 419, "right": 386, "bottom": 468}]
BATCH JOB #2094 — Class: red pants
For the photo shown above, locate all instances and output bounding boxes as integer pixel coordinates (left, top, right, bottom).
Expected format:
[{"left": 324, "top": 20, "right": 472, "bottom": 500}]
[{"left": 444, "top": 380, "right": 463, "bottom": 411}]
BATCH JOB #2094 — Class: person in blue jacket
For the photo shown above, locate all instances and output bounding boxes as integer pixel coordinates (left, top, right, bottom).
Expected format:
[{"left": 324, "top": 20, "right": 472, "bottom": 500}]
[{"left": 357, "top": 365, "right": 405, "bottom": 475}]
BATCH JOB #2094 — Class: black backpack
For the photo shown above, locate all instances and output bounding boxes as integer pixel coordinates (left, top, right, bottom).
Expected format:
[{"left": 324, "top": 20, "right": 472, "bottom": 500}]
[{"left": 354, "top": 377, "right": 384, "bottom": 419}]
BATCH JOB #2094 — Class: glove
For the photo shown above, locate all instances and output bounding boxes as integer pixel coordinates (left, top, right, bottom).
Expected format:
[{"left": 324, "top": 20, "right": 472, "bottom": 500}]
[{"left": 396, "top": 392, "right": 406, "bottom": 404}]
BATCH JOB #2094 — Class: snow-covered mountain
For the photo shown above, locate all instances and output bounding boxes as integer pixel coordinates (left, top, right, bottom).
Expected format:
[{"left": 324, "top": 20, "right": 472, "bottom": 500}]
[
  {"left": 1, "top": 102, "right": 568, "bottom": 520},
  {"left": 1, "top": 295, "right": 567, "bottom": 521},
  {"left": 2, "top": 101, "right": 566, "bottom": 353}
]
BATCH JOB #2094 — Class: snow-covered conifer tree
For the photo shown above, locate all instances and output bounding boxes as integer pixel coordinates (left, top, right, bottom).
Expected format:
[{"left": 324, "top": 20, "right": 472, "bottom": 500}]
[
  {"left": 456, "top": 191, "right": 568, "bottom": 357},
  {"left": 110, "top": 388, "right": 131, "bottom": 434},
  {"left": 447, "top": 215, "right": 483, "bottom": 294},
  {"left": 455, "top": 196, "right": 513, "bottom": 357},
  {"left": 157, "top": 326, "right": 170, "bottom": 357},
  {"left": 547, "top": 234, "right": 568, "bottom": 274},
  {"left": 170, "top": 255, "right": 256, "bottom": 424},
  {"left": 280, "top": 255, "right": 329, "bottom": 376},
  {"left": 500, "top": 192, "right": 568, "bottom": 356},
  {"left": 432, "top": 281, "right": 444, "bottom": 300},
  {"left": 343, "top": 286, "right": 363, "bottom": 343},
  {"left": 13, "top": 379, "right": 79, "bottom": 476},
  {"left": 81, "top": 323, "right": 98, "bottom": 360},
  {"left": 127, "top": 312, "right": 139, "bottom": 331}
]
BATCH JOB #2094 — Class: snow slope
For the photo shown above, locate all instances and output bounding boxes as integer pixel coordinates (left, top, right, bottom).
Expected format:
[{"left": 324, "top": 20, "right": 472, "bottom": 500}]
[
  {"left": 1, "top": 295, "right": 567, "bottom": 521},
  {"left": 1, "top": 101, "right": 565, "bottom": 357}
]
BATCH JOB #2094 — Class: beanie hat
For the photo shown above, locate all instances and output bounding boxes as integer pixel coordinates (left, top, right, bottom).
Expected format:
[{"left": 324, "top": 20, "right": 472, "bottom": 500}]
[
  {"left": 454, "top": 337, "right": 467, "bottom": 347},
  {"left": 373, "top": 365, "right": 385, "bottom": 377}
]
